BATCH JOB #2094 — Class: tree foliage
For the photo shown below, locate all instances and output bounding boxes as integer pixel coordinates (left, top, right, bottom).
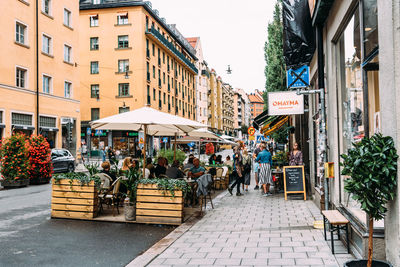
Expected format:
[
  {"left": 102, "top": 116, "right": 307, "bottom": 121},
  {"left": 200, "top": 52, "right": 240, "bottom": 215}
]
[{"left": 264, "top": 1, "right": 286, "bottom": 108}]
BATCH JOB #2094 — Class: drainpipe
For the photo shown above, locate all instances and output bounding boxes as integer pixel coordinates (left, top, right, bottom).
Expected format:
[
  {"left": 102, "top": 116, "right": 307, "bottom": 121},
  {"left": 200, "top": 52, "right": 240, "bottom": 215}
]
[
  {"left": 316, "top": 25, "right": 329, "bottom": 211},
  {"left": 36, "top": 0, "right": 39, "bottom": 135}
]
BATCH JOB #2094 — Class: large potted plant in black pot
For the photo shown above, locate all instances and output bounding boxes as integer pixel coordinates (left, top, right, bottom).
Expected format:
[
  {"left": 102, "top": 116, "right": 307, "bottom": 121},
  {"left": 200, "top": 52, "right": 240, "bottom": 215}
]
[
  {"left": 121, "top": 168, "right": 141, "bottom": 221},
  {"left": 341, "top": 133, "right": 398, "bottom": 267}
]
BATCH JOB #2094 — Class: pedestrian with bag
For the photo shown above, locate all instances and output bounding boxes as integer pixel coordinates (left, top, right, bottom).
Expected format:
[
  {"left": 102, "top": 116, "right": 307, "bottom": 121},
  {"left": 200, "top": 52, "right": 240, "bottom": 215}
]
[
  {"left": 228, "top": 142, "right": 244, "bottom": 196},
  {"left": 242, "top": 149, "right": 252, "bottom": 192},
  {"left": 256, "top": 144, "right": 273, "bottom": 196}
]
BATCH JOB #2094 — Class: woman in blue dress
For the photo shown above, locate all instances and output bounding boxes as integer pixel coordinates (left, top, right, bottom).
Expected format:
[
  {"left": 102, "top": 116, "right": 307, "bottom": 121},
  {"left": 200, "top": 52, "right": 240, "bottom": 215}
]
[{"left": 255, "top": 144, "right": 273, "bottom": 196}]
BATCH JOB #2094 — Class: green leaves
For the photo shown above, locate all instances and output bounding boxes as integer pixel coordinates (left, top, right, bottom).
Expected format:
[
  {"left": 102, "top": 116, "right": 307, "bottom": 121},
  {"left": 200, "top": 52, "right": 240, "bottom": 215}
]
[
  {"left": 341, "top": 133, "right": 398, "bottom": 220},
  {"left": 140, "top": 178, "right": 191, "bottom": 199}
]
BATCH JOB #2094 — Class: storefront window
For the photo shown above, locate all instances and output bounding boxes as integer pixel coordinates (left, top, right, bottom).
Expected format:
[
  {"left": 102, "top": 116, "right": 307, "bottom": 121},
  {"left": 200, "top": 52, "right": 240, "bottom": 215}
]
[
  {"left": 339, "top": 10, "right": 366, "bottom": 225},
  {"left": 363, "top": 0, "right": 378, "bottom": 57}
]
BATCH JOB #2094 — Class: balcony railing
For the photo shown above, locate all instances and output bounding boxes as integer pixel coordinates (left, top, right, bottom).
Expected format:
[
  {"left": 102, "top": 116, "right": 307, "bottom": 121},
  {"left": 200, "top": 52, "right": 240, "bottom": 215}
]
[{"left": 146, "top": 26, "right": 198, "bottom": 73}]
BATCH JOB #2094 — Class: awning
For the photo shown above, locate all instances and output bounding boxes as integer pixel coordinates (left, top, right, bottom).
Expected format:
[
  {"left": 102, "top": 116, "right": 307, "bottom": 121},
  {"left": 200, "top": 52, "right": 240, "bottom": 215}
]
[
  {"left": 12, "top": 125, "right": 35, "bottom": 131},
  {"left": 252, "top": 109, "right": 269, "bottom": 130},
  {"left": 0, "top": 124, "right": 5, "bottom": 129},
  {"left": 40, "top": 127, "right": 59, "bottom": 132},
  {"left": 261, "top": 116, "right": 289, "bottom": 136}
]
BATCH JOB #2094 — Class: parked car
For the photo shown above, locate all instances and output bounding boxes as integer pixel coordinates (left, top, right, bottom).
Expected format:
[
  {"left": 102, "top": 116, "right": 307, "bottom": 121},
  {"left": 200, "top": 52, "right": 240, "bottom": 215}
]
[{"left": 51, "top": 148, "right": 76, "bottom": 173}]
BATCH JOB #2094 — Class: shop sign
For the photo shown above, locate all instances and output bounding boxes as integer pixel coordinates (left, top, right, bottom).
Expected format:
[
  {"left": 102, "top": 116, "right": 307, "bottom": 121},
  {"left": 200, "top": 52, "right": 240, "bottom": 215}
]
[
  {"left": 126, "top": 132, "right": 138, "bottom": 137},
  {"left": 268, "top": 91, "right": 304, "bottom": 115}
]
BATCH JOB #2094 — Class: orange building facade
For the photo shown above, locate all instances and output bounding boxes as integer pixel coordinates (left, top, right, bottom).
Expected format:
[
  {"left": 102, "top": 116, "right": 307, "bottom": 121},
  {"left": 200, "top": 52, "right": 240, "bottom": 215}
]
[{"left": 248, "top": 90, "right": 265, "bottom": 119}]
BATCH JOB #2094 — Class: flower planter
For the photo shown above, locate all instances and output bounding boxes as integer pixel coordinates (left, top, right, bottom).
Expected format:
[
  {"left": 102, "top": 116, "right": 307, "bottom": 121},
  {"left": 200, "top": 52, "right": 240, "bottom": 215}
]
[
  {"left": 29, "top": 176, "right": 51, "bottom": 185},
  {"left": 1, "top": 178, "right": 30, "bottom": 188},
  {"left": 124, "top": 202, "right": 136, "bottom": 221},
  {"left": 51, "top": 179, "right": 98, "bottom": 219},
  {"left": 136, "top": 183, "right": 184, "bottom": 225},
  {"left": 344, "top": 260, "right": 392, "bottom": 267}
]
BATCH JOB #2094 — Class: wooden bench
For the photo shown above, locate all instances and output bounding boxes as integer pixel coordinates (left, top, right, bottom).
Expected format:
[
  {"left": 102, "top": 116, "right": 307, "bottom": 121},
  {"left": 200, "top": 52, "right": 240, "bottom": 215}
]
[{"left": 322, "top": 210, "right": 350, "bottom": 254}]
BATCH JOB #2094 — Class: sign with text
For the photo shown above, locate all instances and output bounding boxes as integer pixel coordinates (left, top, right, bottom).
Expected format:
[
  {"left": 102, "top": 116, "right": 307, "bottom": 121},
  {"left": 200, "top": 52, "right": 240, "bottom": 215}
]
[
  {"left": 268, "top": 91, "right": 304, "bottom": 116},
  {"left": 283, "top": 166, "right": 306, "bottom": 200}
]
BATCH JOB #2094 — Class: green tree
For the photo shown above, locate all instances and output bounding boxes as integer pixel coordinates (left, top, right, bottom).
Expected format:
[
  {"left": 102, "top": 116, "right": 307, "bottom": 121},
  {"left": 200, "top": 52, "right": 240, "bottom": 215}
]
[{"left": 264, "top": 0, "right": 286, "bottom": 108}]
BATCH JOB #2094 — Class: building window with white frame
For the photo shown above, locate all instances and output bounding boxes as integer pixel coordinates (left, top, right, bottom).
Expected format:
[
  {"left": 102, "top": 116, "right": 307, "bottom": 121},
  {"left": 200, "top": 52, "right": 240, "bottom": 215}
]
[
  {"left": 90, "top": 37, "right": 98, "bottom": 50},
  {"left": 118, "top": 35, "right": 129, "bottom": 48},
  {"left": 90, "top": 15, "right": 98, "bottom": 27},
  {"left": 42, "top": 0, "right": 51, "bottom": 15},
  {"left": 16, "top": 22, "right": 27, "bottom": 45},
  {"left": 117, "top": 13, "right": 128, "bottom": 25},
  {"left": 64, "top": 9, "right": 71, "bottom": 27},
  {"left": 91, "top": 84, "right": 99, "bottom": 98},
  {"left": 90, "top": 61, "right": 99, "bottom": 74},
  {"left": 42, "top": 34, "right": 52, "bottom": 55},
  {"left": 16, "top": 67, "right": 27, "bottom": 88},
  {"left": 64, "top": 45, "right": 71, "bottom": 63},
  {"left": 118, "top": 59, "right": 129, "bottom": 73},
  {"left": 64, "top": 81, "right": 72, "bottom": 98},
  {"left": 42, "top": 75, "right": 51, "bottom": 94}
]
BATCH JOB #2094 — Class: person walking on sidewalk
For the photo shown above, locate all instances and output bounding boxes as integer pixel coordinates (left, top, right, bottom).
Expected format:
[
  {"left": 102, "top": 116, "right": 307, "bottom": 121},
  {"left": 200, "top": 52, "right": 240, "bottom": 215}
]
[
  {"left": 256, "top": 144, "right": 273, "bottom": 196},
  {"left": 228, "top": 143, "right": 244, "bottom": 196},
  {"left": 253, "top": 143, "right": 261, "bottom": 190},
  {"left": 242, "top": 149, "right": 252, "bottom": 192}
]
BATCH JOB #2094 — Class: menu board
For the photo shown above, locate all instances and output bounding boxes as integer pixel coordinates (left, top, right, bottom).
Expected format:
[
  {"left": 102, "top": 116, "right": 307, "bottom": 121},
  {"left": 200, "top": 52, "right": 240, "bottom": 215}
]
[{"left": 283, "top": 166, "right": 306, "bottom": 200}]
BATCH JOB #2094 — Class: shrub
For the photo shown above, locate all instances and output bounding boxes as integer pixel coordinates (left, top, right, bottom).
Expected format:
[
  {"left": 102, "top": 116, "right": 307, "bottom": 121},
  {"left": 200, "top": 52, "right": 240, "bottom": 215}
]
[
  {"left": 0, "top": 134, "right": 29, "bottom": 182},
  {"left": 157, "top": 149, "right": 186, "bottom": 165},
  {"left": 27, "top": 135, "right": 53, "bottom": 183}
]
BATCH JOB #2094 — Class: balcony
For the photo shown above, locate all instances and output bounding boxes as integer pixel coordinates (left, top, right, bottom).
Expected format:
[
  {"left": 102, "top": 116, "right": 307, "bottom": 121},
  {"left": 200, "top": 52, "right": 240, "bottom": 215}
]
[
  {"left": 201, "top": 69, "right": 210, "bottom": 78},
  {"left": 146, "top": 26, "right": 198, "bottom": 74}
]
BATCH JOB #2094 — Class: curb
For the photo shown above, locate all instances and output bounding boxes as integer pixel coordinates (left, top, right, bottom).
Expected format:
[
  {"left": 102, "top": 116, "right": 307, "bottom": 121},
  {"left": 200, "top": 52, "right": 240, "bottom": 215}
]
[{"left": 126, "top": 190, "right": 228, "bottom": 267}]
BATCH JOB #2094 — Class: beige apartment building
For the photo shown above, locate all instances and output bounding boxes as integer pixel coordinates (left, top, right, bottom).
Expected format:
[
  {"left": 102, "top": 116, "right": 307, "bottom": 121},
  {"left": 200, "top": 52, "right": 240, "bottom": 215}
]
[
  {"left": 0, "top": 0, "right": 80, "bottom": 155},
  {"left": 222, "top": 83, "right": 234, "bottom": 135},
  {"left": 79, "top": 0, "right": 198, "bottom": 155}
]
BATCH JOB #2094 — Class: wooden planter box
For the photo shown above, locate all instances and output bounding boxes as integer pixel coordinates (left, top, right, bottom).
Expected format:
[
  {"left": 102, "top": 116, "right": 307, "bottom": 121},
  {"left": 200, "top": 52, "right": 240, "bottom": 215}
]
[
  {"left": 51, "top": 179, "right": 98, "bottom": 219},
  {"left": 136, "top": 183, "right": 184, "bottom": 225}
]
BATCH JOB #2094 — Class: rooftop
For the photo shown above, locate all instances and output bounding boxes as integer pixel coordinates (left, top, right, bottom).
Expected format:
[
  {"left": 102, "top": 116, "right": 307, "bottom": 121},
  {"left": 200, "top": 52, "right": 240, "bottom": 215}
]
[{"left": 79, "top": 0, "right": 197, "bottom": 59}]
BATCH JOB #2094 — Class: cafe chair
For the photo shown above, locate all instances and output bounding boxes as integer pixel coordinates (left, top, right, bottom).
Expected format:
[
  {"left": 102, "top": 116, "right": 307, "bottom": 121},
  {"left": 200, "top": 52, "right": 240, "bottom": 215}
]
[
  {"left": 98, "top": 177, "right": 122, "bottom": 216},
  {"left": 214, "top": 167, "right": 224, "bottom": 190}
]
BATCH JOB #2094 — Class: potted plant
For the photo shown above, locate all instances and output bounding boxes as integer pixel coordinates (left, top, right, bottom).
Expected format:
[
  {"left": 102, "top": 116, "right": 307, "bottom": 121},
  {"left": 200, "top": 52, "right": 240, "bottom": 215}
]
[
  {"left": 0, "top": 134, "right": 29, "bottom": 188},
  {"left": 27, "top": 135, "right": 53, "bottom": 184},
  {"left": 341, "top": 133, "right": 398, "bottom": 267},
  {"left": 121, "top": 168, "right": 142, "bottom": 221},
  {"left": 157, "top": 149, "right": 186, "bottom": 165}
]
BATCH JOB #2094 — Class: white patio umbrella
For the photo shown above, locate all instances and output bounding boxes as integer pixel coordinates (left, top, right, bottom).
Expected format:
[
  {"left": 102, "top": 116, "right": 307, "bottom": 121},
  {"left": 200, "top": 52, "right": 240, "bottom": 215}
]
[
  {"left": 90, "top": 107, "right": 207, "bottom": 175},
  {"left": 220, "top": 134, "right": 235, "bottom": 140}
]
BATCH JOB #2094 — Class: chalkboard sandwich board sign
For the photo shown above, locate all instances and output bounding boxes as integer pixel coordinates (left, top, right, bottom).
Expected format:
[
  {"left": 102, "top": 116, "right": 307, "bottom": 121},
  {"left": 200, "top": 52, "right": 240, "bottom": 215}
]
[{"left": 283, "top": 166, "right": 306, "bottom": 200}]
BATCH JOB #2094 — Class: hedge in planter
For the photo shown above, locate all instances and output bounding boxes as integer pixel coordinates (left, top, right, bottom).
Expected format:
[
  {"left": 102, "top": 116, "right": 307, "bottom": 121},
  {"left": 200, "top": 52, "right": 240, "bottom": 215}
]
[
  {"left": 157, "top": 149, "right": 186, "bottom": 165},
  {"left": 27, "top": 135, "right": 53, "bottom": 184},
  {"left": 0, "top": 134, "right": 29, "bottom": 187},
  {"left": 341, "top": 133, "right": 398, "bottom": 267}
]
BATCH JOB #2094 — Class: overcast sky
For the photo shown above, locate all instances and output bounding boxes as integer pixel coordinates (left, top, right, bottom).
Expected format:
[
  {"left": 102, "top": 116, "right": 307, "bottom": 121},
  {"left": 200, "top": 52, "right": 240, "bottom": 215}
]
[{"left": 149, "top": 0, "right": 276, "bottom": 93}]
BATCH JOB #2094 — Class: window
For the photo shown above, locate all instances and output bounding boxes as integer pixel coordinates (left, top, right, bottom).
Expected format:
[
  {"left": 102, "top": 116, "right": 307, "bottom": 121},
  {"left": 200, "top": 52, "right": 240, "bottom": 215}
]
[
  {"left": 90, "top": 15, "right": 98, "bottom": 27},
  {"left": 64, "top": 9, "right": 71, "bottom": 27},
  {"left": 91, "top": 84, "right": 99, "bottom": 98},
  {"left": 118, "top": 59, "right": 129, "bottom": 73},
  {"left": 42, "top": 75, "right": 51, "bottom": 93},
  {"left": 147, "top": 85, "right": 151, "bottom": 104},
  {"left": 153, "top": 66, "right": 155, "bottom": 78},
  {"left": 42, "top": 34, "right": 51, "bottom": 54},
  {"left": 118, "top": 83, "right": 129, "bottom": 96},
  {"left": 152, "top": 44, "right": 155, "bottom": 56},
  {"left": 42, "top": 0, "right": 51, "bottom": 15},
  {"left": 119, "top": 107, "right": 129, "bottom": 113},
  {"left": 118, "top": 35, "right": 129, "bottom": 48},
  {"left": 40, "top": 116, "right": 56, "bottom": 128},
  {"left": 12, "top": 113, "right": 32, "bottom": 126},
  {"left": 64, "top": 45, "right": 71, "bottom": 63},
  {"left": 117, "top": 13, "right": 128, "bottom": 25},
  {"left": 90, "top": 37, "right": 99, "bottom": 50},
  {"left": 0, "top": 111, "right": 3, "bottom": 124},
  {"left": 64, "top": 82, "right": 72, "bottom": 98},
  {"left": 92, "top": 0, "right": 101, "bottom": 4},
  {"left": 90, "top": 61, "right": 99, "bottom": 74},
  {"left": 163, "top": 92, "right": 166, "bottom": 104},
  {"left": 91, "top": 108, "right": 100, "bottom": 121},
  {"left": 16, "top": 67, "right": 27, "bottom": 88},
  {"left": 16, "top": 22, "right": 26, "bottom": 45},
  {"left": 163, "top": 72, "right": 165, "bottom": 84},
  {"left": 153, "top": 88, "right": 156, "bottom": 101}
]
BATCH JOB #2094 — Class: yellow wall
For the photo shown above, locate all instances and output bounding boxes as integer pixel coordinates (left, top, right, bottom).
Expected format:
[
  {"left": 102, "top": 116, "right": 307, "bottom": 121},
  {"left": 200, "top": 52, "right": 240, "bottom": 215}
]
[
  {"left": 0, "top": 0, "right": 80, "bottom": 154},
  {"left": 79, "top": 6, "right": 197, "bottom": 123}
]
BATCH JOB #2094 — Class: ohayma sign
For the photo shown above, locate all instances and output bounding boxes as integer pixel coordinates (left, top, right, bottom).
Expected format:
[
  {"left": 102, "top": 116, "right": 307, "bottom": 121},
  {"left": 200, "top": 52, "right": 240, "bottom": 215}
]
[{"left": 268, "top": 91, "right": 304, "bottom": 116}]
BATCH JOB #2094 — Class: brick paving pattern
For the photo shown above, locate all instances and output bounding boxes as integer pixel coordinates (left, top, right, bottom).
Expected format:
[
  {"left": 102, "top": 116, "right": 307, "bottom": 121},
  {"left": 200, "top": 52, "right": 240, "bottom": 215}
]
[{"left": 147, "top": 185, "right": 355, "bottom": 267}]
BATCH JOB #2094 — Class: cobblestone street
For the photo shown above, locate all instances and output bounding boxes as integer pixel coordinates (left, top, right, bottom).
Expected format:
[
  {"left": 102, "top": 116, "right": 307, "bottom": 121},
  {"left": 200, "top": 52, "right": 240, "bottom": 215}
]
[{"left": 146, "top": 185, "right": 355, "bottom": 267}]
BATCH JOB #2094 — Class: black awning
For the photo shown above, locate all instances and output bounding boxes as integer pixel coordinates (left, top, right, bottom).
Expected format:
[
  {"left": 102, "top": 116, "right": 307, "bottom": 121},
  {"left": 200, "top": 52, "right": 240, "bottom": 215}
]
[
  {"left": 40, "top": 127, "right": 59, "bottom": 132},
  {"left": 0, "top": 124, "right": 5, "bottom": 129},
  {"left": 12, "top": 125, "right": 35, "bottom": 131},
  {"left": 252, "top": 109, "right": 269, "bottom": 130}
]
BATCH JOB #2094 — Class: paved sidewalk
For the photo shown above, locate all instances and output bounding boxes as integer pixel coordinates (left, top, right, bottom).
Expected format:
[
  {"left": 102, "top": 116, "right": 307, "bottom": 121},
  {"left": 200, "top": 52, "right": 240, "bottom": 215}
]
[{"left": 146, "top": 186, "right": 355, "bottom": 267}]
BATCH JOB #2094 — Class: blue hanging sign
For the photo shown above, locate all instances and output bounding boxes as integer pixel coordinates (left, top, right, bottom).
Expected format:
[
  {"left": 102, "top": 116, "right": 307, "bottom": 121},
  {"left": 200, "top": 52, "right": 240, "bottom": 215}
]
[
  {"left": 187, "top": 142, "right": 195, "bottom": 147},
  {"left": 286, "top": 65, "right": 310, "bottom": 88},
  {"left": 163, "top": 137, "right": 168, "bottom": 143},
  {"left": 86, "top": 128, "right": 91, "bottom": 135}
]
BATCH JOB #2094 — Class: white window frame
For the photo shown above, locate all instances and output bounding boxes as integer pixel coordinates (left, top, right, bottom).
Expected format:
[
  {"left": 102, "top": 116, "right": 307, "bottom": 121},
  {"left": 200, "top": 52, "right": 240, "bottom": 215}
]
[
  {"left": 42, "top": 0, "right": 52, "bottom": 16},
  {"left": 15, "top": 20, "right": 28, "bottom": 45},
  {"left": 118, "top": 59, "right": 129, "bottom": 73},
  {"left": 64, "top": 81, "right": 72, "bottom": 98},
  {"left": 10, "top": 110, "right": 35, "bottom": 127},
  {"left": 42, "top": 33, "right": 52, "bottom": 55},
  {"left": 63, "top": 8, "right": 72, "bottom": 27},
  {"left": 90, "top": 61, "right": 99, "bottom": 74},
  {"left": 42, "top": 73, "right": 52, "bottom": 94},
  {"left": 90, "top": 15, "right": 99, "bottom": 27},
  {"left": 90, "top": 37, "right": 99, "bottom": 50},
  {"left": 15, "top": 65, "right": 28, "bottom": 89},
  {"left": 117, "top": 13, "right": 128, "bottom": 25},
  {"left": 64, "top": 44, "right": 72, "bottom": 63}
]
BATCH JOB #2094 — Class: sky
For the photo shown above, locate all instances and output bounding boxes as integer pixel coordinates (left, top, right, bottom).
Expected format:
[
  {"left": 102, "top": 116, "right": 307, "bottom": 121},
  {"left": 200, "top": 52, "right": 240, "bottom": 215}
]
[{"left": 149, "top": 0, "right": 276, "bottom": 93}]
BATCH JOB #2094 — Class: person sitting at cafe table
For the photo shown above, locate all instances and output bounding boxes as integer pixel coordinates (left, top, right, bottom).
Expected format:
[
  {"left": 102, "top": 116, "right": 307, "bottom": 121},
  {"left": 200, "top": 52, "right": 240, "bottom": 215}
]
[
  {"left": 188, "top": 158, "right": 206, "bottom": 181},
  {"left": 183, "top": 156, "right": 195, "bottom": 170},
  {"left": 154, "top": 157, "right": 167, "bottom": 177},
  {"left": 100, "top": 161, "right": 116, "bottom": 183},
  {"left": 225, "top": 155, "right": 233, "bottom": 168},
  {"left": 166, "top": 160, "right": 185, "bottom": 179},
  {"left": 216, "top": 155, "right": 223, "bottom": 164},
  {"left": 208, "top": 154, "right": 217, "bottom": 165}
]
